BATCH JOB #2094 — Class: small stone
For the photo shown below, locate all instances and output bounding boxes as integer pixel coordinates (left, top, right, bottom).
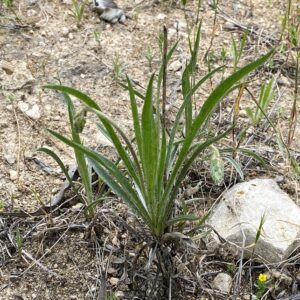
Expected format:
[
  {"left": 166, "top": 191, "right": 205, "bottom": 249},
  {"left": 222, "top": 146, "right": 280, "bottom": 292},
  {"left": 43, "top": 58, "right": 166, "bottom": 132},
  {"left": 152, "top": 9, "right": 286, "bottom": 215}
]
[
  {"left": 52, "top": 115, "right": 61, "bottom": 121},
  {"left": 174, "top": 20, "right": 187, "bottom": 31},
  {"left": 9, "top": 170, "right": 18, "bottom": 181},
  {"left": 61, "top": 27, "right": 69, "bottom": 37},
  {"left": 156, "top": 13, "right": 167, "bottom": 20},
  {"left": 27, "top": 9, "right": 37, "bottom": 17},
  {"left": 278, "top": 76, "right": 291, "bottom": 87},
  {"left": 212, "top": 273, "right": 232, "bottom": 294},
  {"left": 70, "top": 296, "right": 77, "bottom": 300},
  {"left": 115, "top": 291, "right": 124, "bottom": 298},
  {"left": 239, "top": 109, "right": 248, "bottom": 118},
  {"left": 18, "top": 101, "right": 29, "bottom": 113},
  {"left": 25, "top": 104, "right": 41, "bottom": 120},
  {"left": 107, "top": 267, "right": 117, "bottom": 275},
  {"left": 4, "top": 154, "right": 16, "bottom": 165},
  {"left": 71, "top": 203, "right": 84, "bottom": 211},
  {"left": 109, "top": 277, "right": 119, "bottom": 286},
  {"left": 68, "top": 33, "right": 74, "bottom": 40},
  {"left": 1, "top": 64, "right": 13, "bottom": 75},
  {"left": 169, "top": 60, "right": 182, "bottom": 72},
  {"left": 51, "top": 187, "right": 60, "bottom": 194},
  {"left": 32, "top": 293, "right": 37, "bottom": 299}
]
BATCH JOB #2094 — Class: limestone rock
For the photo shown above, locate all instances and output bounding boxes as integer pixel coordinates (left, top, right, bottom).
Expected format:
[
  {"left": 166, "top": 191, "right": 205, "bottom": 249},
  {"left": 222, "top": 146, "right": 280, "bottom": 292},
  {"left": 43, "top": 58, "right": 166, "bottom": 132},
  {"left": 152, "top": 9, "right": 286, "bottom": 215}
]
[
  {"left": 212, "top": 273, "right": 232, "bottom": 294},
  {"left": 25, "top": 104, "right": 41, "bottom": 120},
  {"left": 206, "top": 179, "right": 300, "bottom": 263}
]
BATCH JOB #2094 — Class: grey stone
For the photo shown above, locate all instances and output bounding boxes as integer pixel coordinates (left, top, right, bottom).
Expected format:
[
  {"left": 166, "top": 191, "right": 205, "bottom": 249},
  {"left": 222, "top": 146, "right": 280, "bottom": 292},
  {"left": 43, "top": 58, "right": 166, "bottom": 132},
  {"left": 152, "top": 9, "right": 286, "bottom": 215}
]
[
  {"left": 212, "top": 273, "right": 232, "bottom": 294},
  {"left": 207, "top": 179, "right": 300, "bottom": 263},
  {"left": 25, "top": 104, "right": 41, "bottom": 120},
  {"left": 4, "top": 154, "right": 16, "bottom": 165},
  {"left": 9, "top": 170, "right": 18, "bottom": 181},
  {"left": 169, "top": 60, "right": 182, "bottom": 72}
]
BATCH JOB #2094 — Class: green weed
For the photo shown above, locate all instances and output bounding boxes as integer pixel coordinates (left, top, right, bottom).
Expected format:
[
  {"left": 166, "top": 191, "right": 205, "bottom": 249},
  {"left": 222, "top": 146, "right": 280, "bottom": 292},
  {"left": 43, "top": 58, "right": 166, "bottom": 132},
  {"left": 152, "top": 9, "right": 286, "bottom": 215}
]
[
  {"left": 44, "top": 46, "right": 274, "bottom": 237},
  {"left": 245, "top": 78, "right": 275, "bottom": 126},
  {"left": 70, "top": 0, "right": 88, "bottom": 26}
]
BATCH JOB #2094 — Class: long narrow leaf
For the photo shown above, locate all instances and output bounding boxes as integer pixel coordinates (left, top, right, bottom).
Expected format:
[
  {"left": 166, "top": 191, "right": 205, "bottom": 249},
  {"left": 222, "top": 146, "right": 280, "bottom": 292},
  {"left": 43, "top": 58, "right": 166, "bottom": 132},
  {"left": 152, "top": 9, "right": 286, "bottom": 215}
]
[
  {"left": 166, "top": 49, "right": 274, "bottom": 205},
  {"left": 48, "top": 129, "right": 151, "bottom": 221}
]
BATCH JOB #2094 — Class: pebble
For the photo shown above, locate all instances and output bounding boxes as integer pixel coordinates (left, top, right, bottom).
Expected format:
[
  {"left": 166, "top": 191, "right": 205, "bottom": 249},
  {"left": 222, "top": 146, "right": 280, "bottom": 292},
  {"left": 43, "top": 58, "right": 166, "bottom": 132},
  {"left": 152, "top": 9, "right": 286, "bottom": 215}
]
[
  {"left": 9, "top": 170, "right": 18, "bottom": 181},
  {"left": 61, "top": 27, "right": 69, "bottom": 37},
  {"left": 109, "top": 277, "right": 119, "bottom": 286},
  {"left": 4, "top": 154, "right": 16, "bottom": 165},
  {"left": 25, "top": 104, "right": 41, "bottom": 120},
  {"left": 156, "top": 13, "right": 167, "bottom": 20},
  {"left": 278, "top": 76, "right": 291, "bottom": 87},
  {"left": 71, "top": 203, "right": 84, "bottom": 211},
  {"left": 174, "top": 20, "right": 187, "bottom": 31},
  {"left": 169, "top": 60, "right": 182, "bottom": 72},
  {"left": 115, "top": 291, "right": 125, "bottom": 298},
  {"left": 27, "top": 9, "right": 37, "bottom": 17},
  {"left": 212, "top": 273, "right": 232, "bottom": 294},
  {"left": 107, "top": 267, "right": 117, "bottom": 275},
  {"left": 18, "top": 101, "right": 29, "bottom": 113}
]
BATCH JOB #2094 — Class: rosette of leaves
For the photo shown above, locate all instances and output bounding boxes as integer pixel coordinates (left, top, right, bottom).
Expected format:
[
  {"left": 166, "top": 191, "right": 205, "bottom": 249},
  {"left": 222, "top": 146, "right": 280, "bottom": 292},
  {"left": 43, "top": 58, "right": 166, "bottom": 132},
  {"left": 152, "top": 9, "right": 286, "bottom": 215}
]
[{"left": 44, "top": 48, "right": 273, "bottom": 237}]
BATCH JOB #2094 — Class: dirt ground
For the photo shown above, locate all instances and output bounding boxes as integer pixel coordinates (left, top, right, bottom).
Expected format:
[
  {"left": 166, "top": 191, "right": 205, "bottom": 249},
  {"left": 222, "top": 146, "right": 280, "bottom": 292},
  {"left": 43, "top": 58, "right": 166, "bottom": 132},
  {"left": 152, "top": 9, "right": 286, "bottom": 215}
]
[{"left": 0, "top": 0, "right": 299, "bottom": 299}]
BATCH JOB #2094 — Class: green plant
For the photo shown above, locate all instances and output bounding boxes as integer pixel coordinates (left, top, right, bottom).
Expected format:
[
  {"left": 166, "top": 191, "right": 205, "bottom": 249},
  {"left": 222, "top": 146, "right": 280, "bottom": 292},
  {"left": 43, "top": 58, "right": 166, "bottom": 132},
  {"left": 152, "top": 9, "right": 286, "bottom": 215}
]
[
  {"left": 1, "top": 0, "right": 13, "bottom": 7},
  {"left": 209, "top": 145, "right": 224, "bottom": 185},
  {"left": 39, "top": 103, "right": 94, "bottom": 217},
  {"left": 255, "top": 273, "right": 268, "bottom": 300},
  {"left": 44, "top": 48, "right": 273, "bottom": 237},
  {"left": 226, "top": 263, "right": 235, "bottom": 274},
  {"left": 112, "top": 53, "right": 122, "bottom": 81},
  {"left": 105, "top": 293, "right": 117, "bottom": 300},
  {"left": 231, "top": 32, "right": 248, "bottom": 72},
  {"left": 145, "top": 45, "right": 155, "bottom": 71},
  {"left": 70, "top": 0, "right": 88, "bottom": 26},
  {"left": 93, "top": 30, "right": 102, "bottom": 44},
  {"left": 245, "top": 78, "right": 275, "bottom": 126}
]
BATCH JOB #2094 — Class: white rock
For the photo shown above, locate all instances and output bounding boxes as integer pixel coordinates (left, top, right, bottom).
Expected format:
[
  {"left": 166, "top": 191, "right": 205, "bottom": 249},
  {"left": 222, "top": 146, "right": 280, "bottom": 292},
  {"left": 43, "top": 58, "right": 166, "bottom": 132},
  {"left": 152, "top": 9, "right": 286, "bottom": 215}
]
[
  {"left": 156, "top": 13, "right": 167, "bottom": 20},
  {"left": 115, "top": 291, "right": 124, "bottom": 298},
  {"left": 61, "top": 27, "right": 69, "bottom": 37},
  {"left": 109, "top": 277, "right": 119, "bottom": 285},
  {"left": 174, "top": 20, "right": 187, "bottom": 31},
  {"left": 169, "top": 60, "right": 182, "bottom": 72},
  {"left": 212, "top": 273, "right": 232, "bottom": 294},
  {"left": 25, "top": 104, "right": 41, "bottom": 120},
  {"left": 9, "top": 170, "right": 18, "bottom": 181},
  {"left": 207, "top": 179, "right": 300, "bottom": 263},
  {"left": 71, "top": 203, "right": 84, "bottom": 211},
  {"left": 4, "top": 154, "right": 16, "bottom": 165},
  {"left": 18, "top": 101, "right": 29, "bottom": 113}
]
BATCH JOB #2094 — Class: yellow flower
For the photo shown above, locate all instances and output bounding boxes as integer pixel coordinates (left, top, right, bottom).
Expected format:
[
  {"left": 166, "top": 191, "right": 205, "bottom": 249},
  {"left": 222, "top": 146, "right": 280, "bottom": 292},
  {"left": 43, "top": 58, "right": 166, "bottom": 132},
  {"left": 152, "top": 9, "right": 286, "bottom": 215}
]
[{"left": 258, "top": 273, "right": 267, "bottom": 282}]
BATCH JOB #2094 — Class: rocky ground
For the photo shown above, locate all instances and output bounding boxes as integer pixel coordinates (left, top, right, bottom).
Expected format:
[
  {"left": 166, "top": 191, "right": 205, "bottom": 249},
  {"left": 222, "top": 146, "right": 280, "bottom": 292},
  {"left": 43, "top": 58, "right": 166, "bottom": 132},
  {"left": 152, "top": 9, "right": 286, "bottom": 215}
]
[{"left": 0, "top": 0, "right": 299, "bottom": 299}]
